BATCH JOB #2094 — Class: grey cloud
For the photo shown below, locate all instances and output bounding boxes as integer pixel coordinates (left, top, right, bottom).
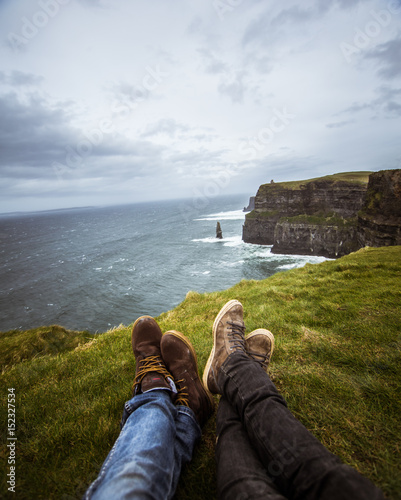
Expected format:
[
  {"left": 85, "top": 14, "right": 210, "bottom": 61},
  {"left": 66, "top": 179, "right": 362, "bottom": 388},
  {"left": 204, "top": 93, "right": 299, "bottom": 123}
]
[
  {"left": 0, "top": 70, "right": 43, "bottom": 86},
  {"left": 340, "top": 85, "right": 401, "bottom": 117},
  {"left": 141, "top": 119, "right": 218, "bottom": 143},
  {"left": 0, "top": 89, "right": 168, "bottom": 187},
  {"left": 218, "top": 71, "right": 247, "bottom": 103},
  {"left": 243, "top": 1, "right": 361, "bottom": 46},
  {"left": 141, "top": 119, "right": 190, "bottom": 138},
  {"left": 271, "top": 5, "right": 316, "bottom": 27},
  {"left": 108, "top": 81, "right": 151, "bottom": 113},
  {"left": 169, "top": 148, "right": 225, "bottom": 166},
  {"left": 0, "top": 91, "right": 77, "bottom": 169},
  {"left": 316, "top": 0, "right": 362, "bottom": 13},
  {"left": 365, "top": 38, "right": 401, "bottom": 79},
  {"left": 326, "top": 120, "right": 355, "bottom": 128},
  {"left": 77, "top": 0, "right": 110, "bottom": 8},
  {"left": 197, "top": 48, "right": 228, "bottom": 75},
  {"left": 246, "top": 55, "right": 273, "bottom": 75}
]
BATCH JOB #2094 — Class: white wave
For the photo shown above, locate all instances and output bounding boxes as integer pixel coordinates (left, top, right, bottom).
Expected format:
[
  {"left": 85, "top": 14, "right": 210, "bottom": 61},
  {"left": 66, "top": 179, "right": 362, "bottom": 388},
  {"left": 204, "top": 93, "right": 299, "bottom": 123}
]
[
  {"left": 191, "top": 237, "right": 224, "bottom": 243},
  {"left": 222, "top": 260, "right": 245, "bottom": 267},
  {"left": 223, "top": 235, "right": 243, "bottom": 247},
  {"left": 242, "top": 244, "right": 273, "bottom": 258},
  {"left": 192, "top": 235, "right": 243, "bottom": 246},
  {"left": 195, "top": 209, "right": 245, "bottom": 221}
]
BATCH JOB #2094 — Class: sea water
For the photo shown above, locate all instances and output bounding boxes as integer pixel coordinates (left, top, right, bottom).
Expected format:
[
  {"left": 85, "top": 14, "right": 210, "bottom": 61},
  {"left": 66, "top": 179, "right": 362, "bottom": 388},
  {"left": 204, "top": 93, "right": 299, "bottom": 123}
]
[{"left": 0, "top": 195, "right": 326, "bottom": 333}]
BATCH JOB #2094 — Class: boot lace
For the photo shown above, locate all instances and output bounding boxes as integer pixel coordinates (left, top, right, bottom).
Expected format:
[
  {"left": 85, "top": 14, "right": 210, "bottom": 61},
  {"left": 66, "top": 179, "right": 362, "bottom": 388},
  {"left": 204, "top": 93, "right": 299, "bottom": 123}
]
[
  {"left": 132, "top": 355, "right": 171, "bottom": 392},
  {"left": 227, "top": 321, "right": 246, "bottom": 351},
  {"left": 246, "top": 350, "right": 269, "bottom": 369},
  {"left": 175, "top": 379, "right": 189, "bottom": 407}
]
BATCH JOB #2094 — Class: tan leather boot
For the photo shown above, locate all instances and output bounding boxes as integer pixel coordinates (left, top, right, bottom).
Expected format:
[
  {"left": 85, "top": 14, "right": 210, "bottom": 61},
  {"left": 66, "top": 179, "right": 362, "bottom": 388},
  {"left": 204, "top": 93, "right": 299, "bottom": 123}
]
[
  {"left": 131, "top": 316, "right": 173, "bottom": 395},
  {"left": 203, "top": 300, "right": 246, "bottom": 395},
  {"left": 161, "top": 330, "right": 214, "bottom": 427},
  {"left": 246, "top": 329, "right": 275, "bottom": 371}
]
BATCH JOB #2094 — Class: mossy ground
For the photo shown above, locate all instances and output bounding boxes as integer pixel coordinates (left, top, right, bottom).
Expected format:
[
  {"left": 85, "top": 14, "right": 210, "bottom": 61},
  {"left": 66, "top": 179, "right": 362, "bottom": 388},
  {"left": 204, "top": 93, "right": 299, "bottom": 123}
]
[
  {"left": 259, "top": 171, "right": 371, "bottom": 192},
  {"left": 1, "top": 246, "right": 400, "bottom": 499}
]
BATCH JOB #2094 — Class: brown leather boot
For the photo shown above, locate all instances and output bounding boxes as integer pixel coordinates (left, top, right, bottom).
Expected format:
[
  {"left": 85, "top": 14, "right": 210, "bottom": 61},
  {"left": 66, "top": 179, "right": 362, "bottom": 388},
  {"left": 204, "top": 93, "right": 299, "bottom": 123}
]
[
  {"left": 161, "top": 330, "right": 214, "bottom": 427},
  {"left": 246, "top": 329, "right": 275, "bottom": 372},
  {"left": 203, "top": 299, "right": 246, "bottom": 395},
  {"left": 131, "top": 316, "right": 174, "bottom": 395}
]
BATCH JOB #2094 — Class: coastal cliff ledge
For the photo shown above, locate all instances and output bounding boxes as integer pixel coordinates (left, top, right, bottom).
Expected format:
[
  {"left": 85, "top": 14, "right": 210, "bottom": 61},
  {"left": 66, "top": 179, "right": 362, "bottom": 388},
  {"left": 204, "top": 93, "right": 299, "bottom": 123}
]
[{"left": 242, "top": 170, "right": 401, "bottom": 258}]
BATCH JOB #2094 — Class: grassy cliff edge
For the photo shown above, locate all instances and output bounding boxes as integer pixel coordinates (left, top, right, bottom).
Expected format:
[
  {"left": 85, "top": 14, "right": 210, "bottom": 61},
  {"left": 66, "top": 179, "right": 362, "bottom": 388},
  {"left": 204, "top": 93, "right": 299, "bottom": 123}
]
[{"left": 1, "top": 246, "right": 400, "bottom": 499}]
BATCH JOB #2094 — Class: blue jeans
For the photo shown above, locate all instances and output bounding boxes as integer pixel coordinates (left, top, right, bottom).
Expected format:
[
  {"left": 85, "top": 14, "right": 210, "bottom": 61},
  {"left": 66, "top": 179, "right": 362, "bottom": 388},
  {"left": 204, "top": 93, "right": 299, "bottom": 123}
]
[{"left": 84, "top": 390, "right": 201, "bottom": 500}]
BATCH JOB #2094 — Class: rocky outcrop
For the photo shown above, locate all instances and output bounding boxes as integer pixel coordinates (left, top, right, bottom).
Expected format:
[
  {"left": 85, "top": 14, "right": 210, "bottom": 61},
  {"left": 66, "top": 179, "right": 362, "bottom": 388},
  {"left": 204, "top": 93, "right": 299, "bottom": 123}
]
[
  {"left": 243, "top": 196, "right": 255, "bottom": 212},
  {"left": 357, "top": 169, "right": 401, "bottom": 247},
  {"left": 216, "top": 221, "right": 223, "bottom": 239},
  {"left": 242, "top": 170, "right": 401, "bottom": 258}
]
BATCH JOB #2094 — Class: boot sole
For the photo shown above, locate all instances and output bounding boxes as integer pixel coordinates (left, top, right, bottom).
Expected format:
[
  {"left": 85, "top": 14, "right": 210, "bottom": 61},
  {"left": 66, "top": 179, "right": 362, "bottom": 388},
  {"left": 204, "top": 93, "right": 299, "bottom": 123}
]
[
  {"left": 202, "top": 299, "right": 242, "bottom": 394},
  {"left": 164, "top": 330, "right": 215, "bottom": 408}
]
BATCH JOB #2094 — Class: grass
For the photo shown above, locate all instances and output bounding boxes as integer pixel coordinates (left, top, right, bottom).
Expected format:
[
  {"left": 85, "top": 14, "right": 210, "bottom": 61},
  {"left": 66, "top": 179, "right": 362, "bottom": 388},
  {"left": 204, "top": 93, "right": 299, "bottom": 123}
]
[
  {"left": 1, "top": 246, "right": 400, "bottom": 499},
  {"left": 260, "top": 171, "right": 371, "bottom": 191},
  {"left": 277, "top": 213, "right": 358, "bottom": 227}
]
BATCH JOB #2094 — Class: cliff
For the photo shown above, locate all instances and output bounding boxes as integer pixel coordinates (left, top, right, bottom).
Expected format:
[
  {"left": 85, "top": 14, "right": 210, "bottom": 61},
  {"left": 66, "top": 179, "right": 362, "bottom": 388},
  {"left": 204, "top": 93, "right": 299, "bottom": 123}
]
[
  {"left": 242, "top": 170, "right": 401, "bottom": 258},
  {"left": 243, "top": 196, "right": 255, "bottom": 212},
  {"left": 357, "top": 169, "right": 401, "bottom": 247}
]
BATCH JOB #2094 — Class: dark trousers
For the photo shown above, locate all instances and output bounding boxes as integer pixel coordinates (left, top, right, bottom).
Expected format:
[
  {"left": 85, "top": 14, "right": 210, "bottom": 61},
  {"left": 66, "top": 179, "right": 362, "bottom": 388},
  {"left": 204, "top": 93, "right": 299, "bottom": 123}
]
[{"left": 216, "top": 351, "right": 385, "bottom": 500}]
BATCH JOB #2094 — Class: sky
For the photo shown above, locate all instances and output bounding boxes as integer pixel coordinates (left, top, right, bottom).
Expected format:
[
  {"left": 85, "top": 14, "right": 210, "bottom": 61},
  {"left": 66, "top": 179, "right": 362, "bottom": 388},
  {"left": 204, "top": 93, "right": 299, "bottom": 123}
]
[{"left": 0, "top": 0, "right": 400, "bottom": 213}]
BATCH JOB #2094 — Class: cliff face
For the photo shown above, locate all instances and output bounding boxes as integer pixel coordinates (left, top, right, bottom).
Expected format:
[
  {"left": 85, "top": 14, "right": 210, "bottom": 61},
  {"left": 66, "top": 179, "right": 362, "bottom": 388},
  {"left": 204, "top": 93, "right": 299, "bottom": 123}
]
[
  {"left": 254, "top": 180, "right": 366, "bottom": 218},
  {"left": 273, "top": 222, "right": 360, "bottom": 257},
  {"left": 357, "top": 169, "right": 401, "bottom": 247},
  {"left": 242, "top": 170, "right": 401, "bottom": 258}
]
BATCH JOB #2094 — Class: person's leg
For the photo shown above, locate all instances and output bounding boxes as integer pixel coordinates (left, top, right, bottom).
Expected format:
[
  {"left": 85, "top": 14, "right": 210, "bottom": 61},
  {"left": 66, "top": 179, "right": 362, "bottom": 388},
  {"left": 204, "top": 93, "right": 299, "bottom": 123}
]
[
  {"left": 216, "top": 396, "right": 287, "bottom": 500},
  {"left": 215, "top": 327, "right": 285, "bottom": 500},
  {"left": 84, "top": 316, "right": 200, "bottom": 500},
  {"left": 161, "top": 330, "right": 215, "bottom": 492},
  {"left": 220, "top": 351, "right": 385, "bottom": 500},
  {"left": 204, "top": 300, "right": 385, "bottom": 500},
  {"left": 85, "top": 390, "right": 179, "bottom": 500}
]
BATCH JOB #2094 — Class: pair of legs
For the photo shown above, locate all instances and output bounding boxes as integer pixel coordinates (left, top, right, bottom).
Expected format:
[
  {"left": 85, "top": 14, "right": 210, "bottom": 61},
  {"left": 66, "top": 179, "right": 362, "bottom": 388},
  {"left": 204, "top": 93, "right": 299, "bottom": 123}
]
[
  {"left": 204, "top": 300, "right": 385, "bottom": 499},
  {"left": 84, "top": 317, "right": 213, "bottom": 499},
  {"left": 84, "top": 301, "right": 384, "bottom": 499}
]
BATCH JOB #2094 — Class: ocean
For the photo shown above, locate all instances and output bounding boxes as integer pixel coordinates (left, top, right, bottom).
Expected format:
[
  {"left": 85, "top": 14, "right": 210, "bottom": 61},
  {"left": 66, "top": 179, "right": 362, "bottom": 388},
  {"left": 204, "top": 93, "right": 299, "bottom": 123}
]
[{"left": 0, "top": 195, "right": 326, "bottom": 333}]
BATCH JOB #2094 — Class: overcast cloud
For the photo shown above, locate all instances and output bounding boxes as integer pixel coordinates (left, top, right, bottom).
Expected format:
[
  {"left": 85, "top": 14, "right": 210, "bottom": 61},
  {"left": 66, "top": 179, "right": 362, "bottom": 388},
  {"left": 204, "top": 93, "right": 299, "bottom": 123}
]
[{"left": 0, "top": 0, "right": 400, "bottom": 212}]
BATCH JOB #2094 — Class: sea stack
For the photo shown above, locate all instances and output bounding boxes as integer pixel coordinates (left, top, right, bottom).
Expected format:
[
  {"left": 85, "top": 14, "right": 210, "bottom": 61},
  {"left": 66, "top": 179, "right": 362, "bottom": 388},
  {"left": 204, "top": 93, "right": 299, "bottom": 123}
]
[{"left": 216, "top": 221, "right": 223, "bottom": 239}]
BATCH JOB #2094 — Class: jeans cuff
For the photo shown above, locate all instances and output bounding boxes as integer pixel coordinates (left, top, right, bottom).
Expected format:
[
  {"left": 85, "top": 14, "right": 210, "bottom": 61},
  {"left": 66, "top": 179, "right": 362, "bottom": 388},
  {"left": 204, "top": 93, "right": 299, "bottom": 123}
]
[{"left": 120, "top": 390, "right": 173, "bottom": 429}]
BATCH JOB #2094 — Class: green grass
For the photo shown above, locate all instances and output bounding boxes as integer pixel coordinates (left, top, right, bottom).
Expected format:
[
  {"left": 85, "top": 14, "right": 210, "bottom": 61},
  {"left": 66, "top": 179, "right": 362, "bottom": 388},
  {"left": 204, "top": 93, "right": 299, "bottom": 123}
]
[
  {"left": 278, "top": 213, "right": 358, "bottom": 227},
  {"left": 260, "top": 171, "right": 371, "bottom": 191},
  {"left": 1, "top": 246, "right": 401, "bottom": 499},
  {"left": 0, "top": 325, "right": 94, "bottom": 370}
]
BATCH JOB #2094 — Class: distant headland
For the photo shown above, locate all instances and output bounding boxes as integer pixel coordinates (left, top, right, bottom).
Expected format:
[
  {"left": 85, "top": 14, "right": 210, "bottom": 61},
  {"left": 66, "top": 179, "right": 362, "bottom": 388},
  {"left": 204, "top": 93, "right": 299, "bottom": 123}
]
[{"left": 242, "top": 169, "right": 401, "bottom": 258}]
